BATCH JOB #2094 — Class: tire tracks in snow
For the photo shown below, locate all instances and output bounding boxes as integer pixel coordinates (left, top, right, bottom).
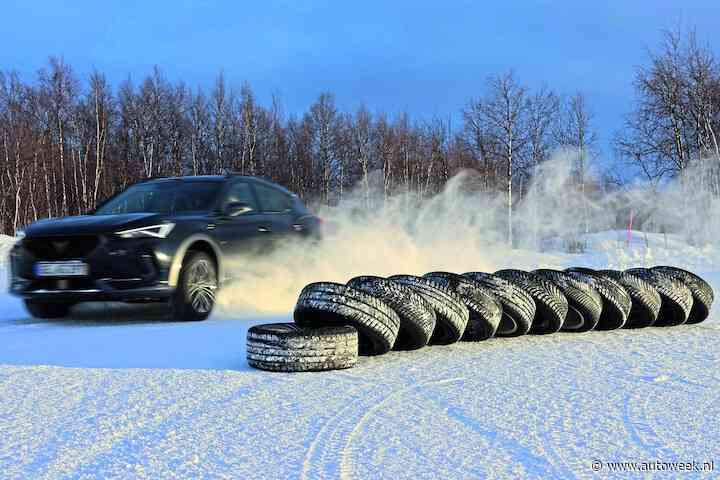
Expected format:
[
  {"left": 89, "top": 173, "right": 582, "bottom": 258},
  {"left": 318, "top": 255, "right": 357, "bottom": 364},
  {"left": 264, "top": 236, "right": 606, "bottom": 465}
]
[{"left": 300, "top": 377, "right": 470, "bottom": 480}]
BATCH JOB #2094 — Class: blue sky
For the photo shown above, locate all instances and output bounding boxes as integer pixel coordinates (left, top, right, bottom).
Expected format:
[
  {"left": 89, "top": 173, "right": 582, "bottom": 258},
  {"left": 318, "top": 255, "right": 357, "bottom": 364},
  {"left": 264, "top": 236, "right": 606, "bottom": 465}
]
[{"left": 1, "top": 0, "right": 718, "bottom": 155}]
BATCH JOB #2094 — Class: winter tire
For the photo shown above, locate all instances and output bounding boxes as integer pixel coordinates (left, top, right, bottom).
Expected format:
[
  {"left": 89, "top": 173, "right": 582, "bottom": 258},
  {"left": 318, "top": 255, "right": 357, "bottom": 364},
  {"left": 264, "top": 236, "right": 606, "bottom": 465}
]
[
  {"left": 565, "top": 268, "right": 631, "bottom": 330},
  {"left": 294, "top": 282, "right": 400, "bottom": 355},
  {"left": 625, "top": 268, "right": 693, "bottom": 327},
  {"left": 494, "top": 269, "right": 568, "bottom": 334},
  {"left": 171, "top": 251, "right": 218, "bottom": 321},
  {"left": 247, "top": 323, "right": 358, "bottom": 372},
  {"left": 598, "top": 270, "right": 661, "bottom": 328},
  {"left": 347, "top": 276, "right": 436, "bottom": 350},
  {"left": 462, "top": 272, "right": 535, "bottom": 337},
  {"left": 423, "top": 272, "right": 502, "bottom": 341},
  {"left": 24, "top": 300, "right": 72, "bottom": 319},
  {"left": 532, "top": 269, "right": 603, "bottom": 332},
  {"left": 388, "top": 274, "right": 469, "bottom": 345},
  {"left": 652, "top": 266, "right": 713, "bottom": 324}
]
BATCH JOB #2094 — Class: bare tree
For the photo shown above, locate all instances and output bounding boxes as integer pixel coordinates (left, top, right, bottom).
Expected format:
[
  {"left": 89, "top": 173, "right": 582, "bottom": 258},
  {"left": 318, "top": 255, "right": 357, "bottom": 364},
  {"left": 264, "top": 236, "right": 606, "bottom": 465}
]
[
  {"left": 556, "top": 92, "right": 596, "bottom": 233},
  {"left": 89, "top": 71, "right": 112, "bottom": 206},
  {"left": 481, "top": 72, "right": 528, "bottom": 245},
  {"left": 352, "top": 105, "right": 373, "bottom": 207},
  {"left": 39, "top": 57, "right": 79, "bottom": 216},
  {"left": 524, "top": 87, "right": 559, "bottom": 244},
  {"left": 309, "top": 92, "right": 338, "bottom": 205}
]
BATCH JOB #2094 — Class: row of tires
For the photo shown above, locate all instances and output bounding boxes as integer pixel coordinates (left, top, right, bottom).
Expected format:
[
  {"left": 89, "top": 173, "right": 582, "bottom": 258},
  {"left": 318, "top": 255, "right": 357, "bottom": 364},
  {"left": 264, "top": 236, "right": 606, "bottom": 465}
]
[{"left": 247, "top": 266, "right": 714, "bottom": 372}]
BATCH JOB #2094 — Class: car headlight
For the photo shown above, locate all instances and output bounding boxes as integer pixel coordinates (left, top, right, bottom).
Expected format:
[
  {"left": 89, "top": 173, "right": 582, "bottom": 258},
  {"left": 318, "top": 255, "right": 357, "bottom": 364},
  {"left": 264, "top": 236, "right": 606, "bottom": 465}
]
[
  {"left": 15, "top": 229, "right": 25, "bottom": 243},
  {"left": 115, "top": 223, "right": 175, "bottom": 239}
]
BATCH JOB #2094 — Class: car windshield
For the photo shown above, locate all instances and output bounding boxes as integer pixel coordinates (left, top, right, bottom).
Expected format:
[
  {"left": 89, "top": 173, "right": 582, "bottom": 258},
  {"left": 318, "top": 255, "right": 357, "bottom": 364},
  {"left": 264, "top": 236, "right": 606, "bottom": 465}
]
[{"left": 95, "top": 181, "right": 221, "bottom": 215}]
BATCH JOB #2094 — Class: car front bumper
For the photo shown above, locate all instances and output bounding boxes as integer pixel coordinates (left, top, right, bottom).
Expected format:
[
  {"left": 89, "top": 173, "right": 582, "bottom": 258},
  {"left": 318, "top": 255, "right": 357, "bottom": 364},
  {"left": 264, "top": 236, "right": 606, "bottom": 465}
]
[
  {"left": 9, "top": 277, "right": 174, "bottom": 303},
  {"left": 8, "top": 235, "right": 176, "bottom": 304}
]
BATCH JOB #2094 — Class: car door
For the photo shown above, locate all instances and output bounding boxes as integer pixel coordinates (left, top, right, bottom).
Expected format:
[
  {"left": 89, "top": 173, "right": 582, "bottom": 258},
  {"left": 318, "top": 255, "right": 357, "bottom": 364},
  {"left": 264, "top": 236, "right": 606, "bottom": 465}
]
[
  {"left": 251, "top": 182, "right": 296, "bottom": 244},
  {"left": 211, "top": 180, "right": 266, "bottom": 261}
]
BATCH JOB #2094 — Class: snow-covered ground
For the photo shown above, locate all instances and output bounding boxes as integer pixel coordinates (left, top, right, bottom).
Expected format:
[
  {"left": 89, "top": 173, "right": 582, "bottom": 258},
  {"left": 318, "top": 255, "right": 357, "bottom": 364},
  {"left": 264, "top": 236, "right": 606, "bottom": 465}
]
[{"left": 1, "top": 231, "right": 719, "bottom": 479}]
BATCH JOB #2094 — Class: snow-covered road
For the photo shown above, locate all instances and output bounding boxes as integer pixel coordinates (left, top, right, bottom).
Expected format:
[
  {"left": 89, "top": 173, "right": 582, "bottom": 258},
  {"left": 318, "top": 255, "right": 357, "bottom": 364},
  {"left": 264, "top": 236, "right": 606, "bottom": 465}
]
[{"left": 1, "top": 292, "right": 719, "bottom": 479}]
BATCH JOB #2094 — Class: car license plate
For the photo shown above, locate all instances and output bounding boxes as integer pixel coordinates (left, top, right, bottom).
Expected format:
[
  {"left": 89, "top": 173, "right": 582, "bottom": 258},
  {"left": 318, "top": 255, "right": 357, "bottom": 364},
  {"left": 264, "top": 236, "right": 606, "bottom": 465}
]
[{"left": 34, "top": 261, "right": 89, "bottom": 277}]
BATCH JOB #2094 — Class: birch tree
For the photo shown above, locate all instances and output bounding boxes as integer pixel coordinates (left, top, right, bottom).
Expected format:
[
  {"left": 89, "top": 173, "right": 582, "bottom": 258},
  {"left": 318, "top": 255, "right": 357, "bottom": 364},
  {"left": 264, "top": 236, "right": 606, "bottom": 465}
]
[{"left": 482, "top": 72, "right": 528, "bottom": 246}]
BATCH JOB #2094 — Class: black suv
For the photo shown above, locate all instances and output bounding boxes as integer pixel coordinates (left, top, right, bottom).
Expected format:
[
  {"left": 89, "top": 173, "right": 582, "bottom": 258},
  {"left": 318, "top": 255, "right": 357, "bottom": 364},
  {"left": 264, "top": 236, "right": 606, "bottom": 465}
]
[{"left": 9, "top": 175, "right": 321, "bottom": 320}]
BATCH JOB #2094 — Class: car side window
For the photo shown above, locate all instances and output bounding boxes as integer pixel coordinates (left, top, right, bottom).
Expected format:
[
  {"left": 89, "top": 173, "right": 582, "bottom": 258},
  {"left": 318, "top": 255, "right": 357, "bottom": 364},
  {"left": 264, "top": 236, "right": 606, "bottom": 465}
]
[
  {"left": 254, "top": 184, "right": 292, "bottom": 213},
  {"left": 223, "top": 181, "right": 258, "bottom": 213}
]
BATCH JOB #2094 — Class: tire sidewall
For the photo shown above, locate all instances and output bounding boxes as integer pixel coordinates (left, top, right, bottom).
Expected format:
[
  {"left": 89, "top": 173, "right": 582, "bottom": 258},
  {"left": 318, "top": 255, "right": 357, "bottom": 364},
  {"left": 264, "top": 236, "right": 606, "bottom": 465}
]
[{"left": 172, "top": 251, "right": 217, "bottom": 321}]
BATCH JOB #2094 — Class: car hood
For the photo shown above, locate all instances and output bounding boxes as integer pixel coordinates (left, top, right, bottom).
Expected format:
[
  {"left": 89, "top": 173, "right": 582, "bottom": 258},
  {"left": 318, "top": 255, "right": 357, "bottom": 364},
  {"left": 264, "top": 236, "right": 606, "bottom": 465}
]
[{"left": 24, "top": 213, "right": 164, "bottom": 236}]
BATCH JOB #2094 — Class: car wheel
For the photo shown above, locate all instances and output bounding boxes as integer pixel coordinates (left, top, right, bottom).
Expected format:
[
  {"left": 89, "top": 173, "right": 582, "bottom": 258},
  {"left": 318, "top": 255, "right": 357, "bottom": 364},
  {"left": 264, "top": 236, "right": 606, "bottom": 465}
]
[
  {"left": 24, "top": 300, "right": 72, "bottom": 319},
  {"left": 171, "top": 251, "right": 218, "bottom": 321}
]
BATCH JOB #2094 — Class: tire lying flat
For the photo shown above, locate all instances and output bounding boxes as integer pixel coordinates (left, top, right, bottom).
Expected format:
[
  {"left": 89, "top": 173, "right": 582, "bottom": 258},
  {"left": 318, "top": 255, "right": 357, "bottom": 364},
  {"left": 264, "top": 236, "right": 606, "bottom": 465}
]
[
  {"left": 565, "top": 268, "right": 631, "bottom": 330},
  {"left": 494, "top": 269, "right": 568, "bottom": 334},
  {"left": 388, "top": 275, "right": 469, "bottom": 345},
  {"left": 347, "top": 275, "right": 436, "bottom": 350},
  {"left": 294, "top": 282, "right": 400, "bottom": 355},
  {"left": 462, "top": 272, "right": 535, "bottom": 337},
  {"left": 652, "top": 266, "right": 713, "bottom": 324},
  {"left": 598, "top": 270, "right": 661, "bottom": 328},
  {"left": 625, "top": 268, "right": 694, "bottom": 327},
  {"left": 247, "top": 323, "right": 358, "bottom": 372},
  {"left": 423, "top": 272, "right": 502, "bottom": 341},
  {"left": 532, "top": 269, "right": 602, "bottom": 332}
]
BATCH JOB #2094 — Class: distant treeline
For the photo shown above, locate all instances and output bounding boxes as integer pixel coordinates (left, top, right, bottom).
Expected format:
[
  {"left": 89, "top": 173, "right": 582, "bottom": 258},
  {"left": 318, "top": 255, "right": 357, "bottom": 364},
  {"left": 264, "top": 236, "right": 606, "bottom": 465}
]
[{"left": 0, "top": 28, "right": 717, "bottom": 238}]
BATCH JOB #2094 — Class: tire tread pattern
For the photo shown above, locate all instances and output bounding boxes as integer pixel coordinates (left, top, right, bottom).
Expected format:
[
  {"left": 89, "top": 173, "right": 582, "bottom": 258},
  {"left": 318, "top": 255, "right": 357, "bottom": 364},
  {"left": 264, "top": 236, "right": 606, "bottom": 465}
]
[
  {"left": 388, "top": 275, "right": 469, "bottom": 344},
  {"left": 462, "top": 272, "right": 535, "bottom": 337},
  {"left": 293, "top": 282, "right": 401, "bottom": 355},
  {"left": 565, "top": 268, "right": 631, "bottom": 330},
  {"left": 423, "top": 272, "right": 503, "bottom": 341},
  {"left": 532, "top": 269, "right": 603, "bottom": 332},
  {"left": 247, "top": 323, "right": 358, "bottom": 372},
  {"left": 652, "top": 266, "right": 713, "bottom": 324},
  {"left": 598, "top": 270, "right": 661, "bottom": 328},
  {"left": 494, "top": 269, "right": 568, "bottom": 334},
  {"left": 625, "top": 268, "right": 693, "bottom": 326},
  {"left": 347, "top": 275, "right": 436, "bottom": 350}
]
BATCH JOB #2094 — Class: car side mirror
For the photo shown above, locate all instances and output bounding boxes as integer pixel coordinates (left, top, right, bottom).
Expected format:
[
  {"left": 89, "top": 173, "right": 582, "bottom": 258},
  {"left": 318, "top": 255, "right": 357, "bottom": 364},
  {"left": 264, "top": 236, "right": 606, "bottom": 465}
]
[{"left": 225, "top": 202, "right": 254, "bottom": 217}]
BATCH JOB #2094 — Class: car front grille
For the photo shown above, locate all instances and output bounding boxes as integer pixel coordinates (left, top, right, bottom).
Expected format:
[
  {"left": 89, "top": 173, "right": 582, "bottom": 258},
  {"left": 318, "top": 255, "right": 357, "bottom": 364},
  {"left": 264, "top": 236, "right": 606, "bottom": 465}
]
[{"left": 24, "top": 235, "right": 100, "bottom": 260}]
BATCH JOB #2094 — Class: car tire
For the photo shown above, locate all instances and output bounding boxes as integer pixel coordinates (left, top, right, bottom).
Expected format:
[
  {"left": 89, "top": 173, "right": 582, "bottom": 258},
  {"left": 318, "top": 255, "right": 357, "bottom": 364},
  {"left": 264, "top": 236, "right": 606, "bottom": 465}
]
[
  {"left": 565, "top": 268, "right": 632, "bottom": 330},
  {"left": 246, "top": 323, "right": 358, "bottom": 372},
  {"left": 625, "top": 268, "right": 694, "bottom": 326},
  {"left": 24, "top": 300, "right": 72, "bottom": 319},
  {"left": 532, "top": 269, "right": 603, "bottom": 332},
  {"left": 598, "top": 270, "right": 661, "bottom": 328},
  {"left": 171, "top": 251, "right": 218, "bottom": 321},
  {"left": 388, "top": 275, "right": 469, "bottom": 345},
  {"left": 462, "top": 272, "right": 535, "bottom": 337},
  {"left": 347, "top": 276, "right": 436, "bottom": 350},
  {"left": 423, "top": 272, "right": 502, "bottom": 341},
  {"left": 294, "top": 282, "right": 400, "bottom": 355},
  {"left": 494, "top": 269, "right": 568, "bottom": 334},
  {"left": 651, "top": 266, "right": 713, "bottom": 324}
]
